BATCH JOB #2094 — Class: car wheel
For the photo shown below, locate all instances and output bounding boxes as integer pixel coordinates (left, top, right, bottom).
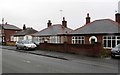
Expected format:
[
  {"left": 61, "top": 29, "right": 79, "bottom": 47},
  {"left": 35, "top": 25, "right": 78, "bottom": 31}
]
[
  {"left": 16, "top": 46, "right": 19, "bottom": 50},
  {"left": 23, "top": 46, "right": 28, "bottom": 50}
]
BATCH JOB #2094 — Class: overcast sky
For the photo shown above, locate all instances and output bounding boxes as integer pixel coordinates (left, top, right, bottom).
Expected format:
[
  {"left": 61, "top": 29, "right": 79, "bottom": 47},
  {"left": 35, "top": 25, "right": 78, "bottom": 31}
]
[{"left": 1, "top": 0, "right": 120, "bottom": 31}]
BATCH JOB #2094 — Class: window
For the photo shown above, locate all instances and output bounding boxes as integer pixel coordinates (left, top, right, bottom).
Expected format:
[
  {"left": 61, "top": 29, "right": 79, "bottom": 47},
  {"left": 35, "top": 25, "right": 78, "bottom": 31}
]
[
  {"left": 39, "top": 37, "right": 50, "bottom": 43},
  {"left": 72, "top": 36, "right": 84, "bottom": 44},
  {"left": 103, "top": 36, "right": 120, "bottom": 48},
  {"left": 50, "top": 36, "right": 60, "bottom": 43},
  {"left": 11, "top": 36, "right": 14, "bottom": 41},
  {"left": 18, "top": 36, "right": 24, "bottom": 41},
  {"left": 33, "top": 37, "right": 39, "bottom": 42}
]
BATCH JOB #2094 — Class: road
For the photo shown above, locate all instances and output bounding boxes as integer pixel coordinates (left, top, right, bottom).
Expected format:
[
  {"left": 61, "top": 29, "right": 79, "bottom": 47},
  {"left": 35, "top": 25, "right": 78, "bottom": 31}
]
[
  {"left": 0, "top": 46, "right": 2, "bottom": 74},
  {"left": 2, "top": 48, "right": 119, "bottom": 73}
]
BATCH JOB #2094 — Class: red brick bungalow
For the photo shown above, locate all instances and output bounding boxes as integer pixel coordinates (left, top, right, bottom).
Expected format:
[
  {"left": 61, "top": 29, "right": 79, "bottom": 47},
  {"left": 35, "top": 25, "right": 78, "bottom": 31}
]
[
  {"left": 0, "top": 20, "right": 21, "bottom": 44},
  {"left": 13, "top": 24, "right": 38, "bottom": 42},
  {"left": 68, "top": 13, "right": 120, "bottom": 49},
  {"left": 32, "top": 17, "right": 73, "bottom": 44}
]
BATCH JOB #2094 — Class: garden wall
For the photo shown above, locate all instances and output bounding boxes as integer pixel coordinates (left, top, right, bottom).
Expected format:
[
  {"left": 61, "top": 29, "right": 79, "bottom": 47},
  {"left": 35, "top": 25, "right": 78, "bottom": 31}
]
[{"left": 38, "top": 42, "right": 103, "bottom": 57}]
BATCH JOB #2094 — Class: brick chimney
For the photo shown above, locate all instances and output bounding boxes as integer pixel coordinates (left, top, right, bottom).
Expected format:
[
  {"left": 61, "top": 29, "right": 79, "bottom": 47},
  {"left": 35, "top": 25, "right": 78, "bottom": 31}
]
[
  {"left": 62, "top": 17, "right": 67, "bottom": 27},
  {"left": 115, "top": 13, "right": 120, "bottom": 24},
  {"left": 23, "top": 24, "right": 26, "bottom": 30},
  {"left": 47, "top": 20, "right": 52, "bottom": 27},
  {"left": 86, "top": 13, "right": 91, "bottom": 24},
  {"left": 5, "top": 22, "right": 7, "bottom": 25}
]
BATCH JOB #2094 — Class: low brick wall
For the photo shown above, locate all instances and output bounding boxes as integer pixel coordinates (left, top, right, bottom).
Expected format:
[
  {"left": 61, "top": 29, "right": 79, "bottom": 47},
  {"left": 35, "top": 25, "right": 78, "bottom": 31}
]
[{"left": 38, "top": 42, "right": 102, "bottom": 57}]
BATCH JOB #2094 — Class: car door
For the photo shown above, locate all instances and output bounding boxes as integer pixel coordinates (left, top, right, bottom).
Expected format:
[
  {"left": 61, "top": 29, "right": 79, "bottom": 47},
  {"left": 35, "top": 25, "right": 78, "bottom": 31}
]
[{"left": 18, "top": 41, "right": 23, "bottom": 48}]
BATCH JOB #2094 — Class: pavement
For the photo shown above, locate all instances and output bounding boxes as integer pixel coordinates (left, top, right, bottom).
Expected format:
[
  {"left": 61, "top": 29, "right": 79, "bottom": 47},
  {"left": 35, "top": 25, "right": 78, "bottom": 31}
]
[{"left": 0, "top": 45, "right": 119, "bottom": 64}]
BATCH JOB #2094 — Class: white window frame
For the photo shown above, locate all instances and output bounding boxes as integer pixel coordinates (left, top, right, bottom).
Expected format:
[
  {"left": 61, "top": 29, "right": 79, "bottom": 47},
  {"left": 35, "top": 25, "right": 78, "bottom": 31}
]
[
  {"left": 72, "top": 36, "right": 85, "bottom": 44},
  {"left": 103, "top": 36, "right": 120, "bottom": 49},
  {"left": 50, "top": 36, "right": 60, "bottom": 43}
]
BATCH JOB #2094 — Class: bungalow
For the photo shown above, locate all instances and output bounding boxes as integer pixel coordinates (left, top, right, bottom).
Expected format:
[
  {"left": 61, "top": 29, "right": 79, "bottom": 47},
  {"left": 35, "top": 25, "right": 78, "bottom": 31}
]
[
  {"left": 32, "top": 17, "right": 73, "bottom": 43},
  {"left": 0, "top": 19, "right": 21, "bottom": 44},
  {"left": 13, "top": 24, "right": 38, "bottom": 42},
  {"left": 68, "top": 13, "right": 120, "bottom": 49}
]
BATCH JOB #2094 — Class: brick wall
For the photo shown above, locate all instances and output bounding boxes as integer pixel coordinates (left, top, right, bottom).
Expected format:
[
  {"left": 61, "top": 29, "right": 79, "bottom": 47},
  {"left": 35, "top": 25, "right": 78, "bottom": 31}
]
[
  {"left": 38, "top": 42, "right": 102, "bottom": 57},
  {"left": 4, "top": 29, "right": 19, "bottom": 43}
]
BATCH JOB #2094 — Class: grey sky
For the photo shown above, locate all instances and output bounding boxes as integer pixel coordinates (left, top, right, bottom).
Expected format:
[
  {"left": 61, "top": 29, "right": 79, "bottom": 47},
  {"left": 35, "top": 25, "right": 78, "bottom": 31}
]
[{"left": 1, "top": 0, "right": 120, "bottom": 31}]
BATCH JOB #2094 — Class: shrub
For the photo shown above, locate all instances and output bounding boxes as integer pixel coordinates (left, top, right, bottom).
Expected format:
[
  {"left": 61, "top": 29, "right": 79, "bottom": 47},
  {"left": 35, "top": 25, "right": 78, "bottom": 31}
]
[
  {"left": 100, "top": 48, "right": 111, "bottom": 58},
  {"left": 6, "top": 42, "right": 15, "bottom": 46}
]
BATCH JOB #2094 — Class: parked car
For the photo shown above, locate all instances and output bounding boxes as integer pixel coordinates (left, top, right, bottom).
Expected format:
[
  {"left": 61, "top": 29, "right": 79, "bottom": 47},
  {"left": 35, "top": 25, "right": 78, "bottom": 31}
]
[
  {"left": 111, "top": 44, "right": 120, "bottom": 58},
  {"left": 15, "top": 40, "right": 37, "bottom": 50},
  {"left": 33, "top": 41, "right": 40, "bottom": 46}
]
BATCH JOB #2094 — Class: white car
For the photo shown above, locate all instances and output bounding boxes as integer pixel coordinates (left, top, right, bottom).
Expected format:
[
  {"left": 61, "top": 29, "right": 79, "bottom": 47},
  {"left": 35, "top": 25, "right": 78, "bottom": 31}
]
[
  {"left": 111, "top": 44, "right": 120, "bottom": 58},
  {"left": 15, "top": 40, "right": 37, "bottom": 50}
]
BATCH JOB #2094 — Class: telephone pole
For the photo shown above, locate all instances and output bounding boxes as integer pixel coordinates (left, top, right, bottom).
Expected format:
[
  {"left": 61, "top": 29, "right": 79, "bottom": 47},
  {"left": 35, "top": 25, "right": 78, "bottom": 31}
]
[{"left": 2, "top": 18, "right": 4, "bottom": 45}]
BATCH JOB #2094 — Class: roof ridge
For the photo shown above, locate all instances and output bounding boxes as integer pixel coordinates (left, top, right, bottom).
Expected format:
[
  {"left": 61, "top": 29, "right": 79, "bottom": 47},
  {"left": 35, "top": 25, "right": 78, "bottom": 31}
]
[{"left": 70, "top": 20, "right": 96, "bottom": 33}]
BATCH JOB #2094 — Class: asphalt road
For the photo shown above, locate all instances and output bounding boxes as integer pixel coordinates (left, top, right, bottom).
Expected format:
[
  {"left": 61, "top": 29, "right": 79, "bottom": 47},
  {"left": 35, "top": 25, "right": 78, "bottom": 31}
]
[
  {"left": 0, "top": 47, "right": 2, "bottom": 74},
  {"left": 2, "top": 48, "right": 119, "bottom": 73}
]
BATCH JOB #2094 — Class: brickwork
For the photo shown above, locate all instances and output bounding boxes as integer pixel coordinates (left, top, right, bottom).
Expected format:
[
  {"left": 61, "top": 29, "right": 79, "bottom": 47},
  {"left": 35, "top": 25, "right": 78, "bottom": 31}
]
[
  {"left": 38, "top": 42, "right": 102, "bottom": 57},
  {"left": 4, "top": 29, "right": 19, "bottom": 43}
]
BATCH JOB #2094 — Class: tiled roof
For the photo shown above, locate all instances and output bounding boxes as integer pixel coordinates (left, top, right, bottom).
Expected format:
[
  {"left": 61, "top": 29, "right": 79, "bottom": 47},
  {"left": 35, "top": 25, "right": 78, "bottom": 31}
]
[
  {"left": 0, "top": 24, "right": 21, "bottom": 30},
  {"left": 32, "top": 24, "right": 73, "bottom": 36},
  {"left": 70, "top": 19, "right": 120, "bottom": 35},
  {"left": 13, "top": 27, "right": 38, "bottom": 36}
]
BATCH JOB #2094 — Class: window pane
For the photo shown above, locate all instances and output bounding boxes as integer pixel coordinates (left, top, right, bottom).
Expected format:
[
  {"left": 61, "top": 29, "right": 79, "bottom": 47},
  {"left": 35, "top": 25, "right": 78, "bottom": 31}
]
[
  {"left": 103, "top": 40, "right": 106, "bottom": 47},
  {"left": 117, "top": 37, "right": 120, "bottom": 39},
  {"left": 75, "top": 37, "right": 77, "bottom": 39},
  {"left": 108, "top": 37, "right": 111, "bottom": 39},
  {"left": 79, "top": 40, "right": 81, "bottom": 44},
  {"left": 112, "top": 40, "right": 116, "bottom": 47},
  {"left": 112, "top": 36, "right": 115, "bottom": 39},
  {"left": 117, "top": 40, "right": 120, "bottom": 45},
  {"left": 82, "top": 37, "right": 84, "bottom": 39},
  {"left": 103, "top": 36, "right": 106, "bottom": 39},
  {"left": 108, "top": 40, "right": 111, "bottom": 47},
  {"left": 82, "top": 40, "right": 84, "bottom": 44},
  {"left": 72, "top": 37, "right": 74, "bottom": 39},
  {"left": 73, "top": 40, "right": 75, "bottom": 44},
  {"left": 75, "top": 40, "right": 77, "bottom": 44}
]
